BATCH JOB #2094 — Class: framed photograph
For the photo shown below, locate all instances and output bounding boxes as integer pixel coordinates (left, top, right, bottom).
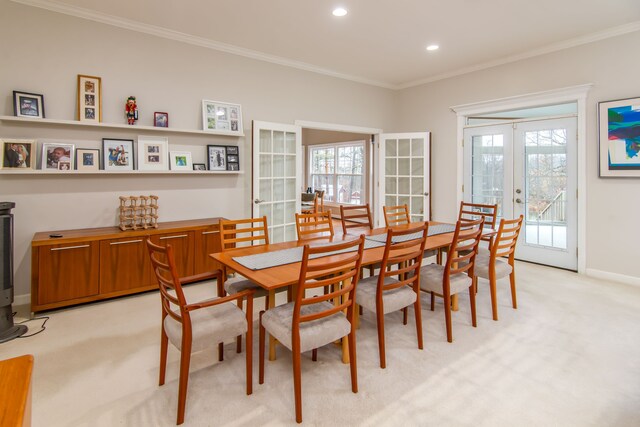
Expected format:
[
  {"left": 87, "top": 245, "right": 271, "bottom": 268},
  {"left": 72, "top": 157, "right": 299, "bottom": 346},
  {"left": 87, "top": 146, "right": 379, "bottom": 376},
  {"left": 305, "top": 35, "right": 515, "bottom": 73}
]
[
  {"left": 207, "top": 145, "right": 227, "bottom": 171},
  {"left": 227, "top": 154, "right": 239, "bottom": 163},
  {"left": 137, "top": 136, "right": 169, "bottom": 171},
  {"left": 13, "top": 91, "right": 45, "bottom": 119},
  {"left": 103, "top": 138, "right": 134, "bottom": 171},
  {"left": 77, "top": 75, "right": 102, "bottom": 123},
  {"left": 169, "top": 151, "right": 193, "bottom": 171},
  {"left": 202, "top": 100, "right": 243, "bottom": 134},
  {"left": 1, "top": 138, "right": 35, "bottom": 169},
  {"left": 154, "top": 112, "right": 169, "bottom": 128},
  {"left": 599, "top": 97, "right": 640, "bottom": 177},
  {"left": 193, "top": 163, "right": 207, "bottom": 171},
  {"left": 224, "top": 145, "right": 240, "bottom": 170},
  {"left": 226, "top": 145, "right": 238, "bottom": 155},
  {"left": 227, "top": 162, "right": 239, "bottom": 171},
  {"left": 75, "top": 148, "right": 100, "bottom": 171},
  {"left": 41, "top": 143, "right": 75, "bottom": 171}
]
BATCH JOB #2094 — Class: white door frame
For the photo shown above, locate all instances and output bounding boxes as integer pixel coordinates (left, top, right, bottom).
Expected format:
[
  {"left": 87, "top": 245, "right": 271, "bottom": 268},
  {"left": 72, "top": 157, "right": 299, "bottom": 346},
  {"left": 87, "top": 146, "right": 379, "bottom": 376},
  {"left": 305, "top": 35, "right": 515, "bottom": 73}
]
[{"left": 451, "top": 84, "right": 592, "bottom": 273}]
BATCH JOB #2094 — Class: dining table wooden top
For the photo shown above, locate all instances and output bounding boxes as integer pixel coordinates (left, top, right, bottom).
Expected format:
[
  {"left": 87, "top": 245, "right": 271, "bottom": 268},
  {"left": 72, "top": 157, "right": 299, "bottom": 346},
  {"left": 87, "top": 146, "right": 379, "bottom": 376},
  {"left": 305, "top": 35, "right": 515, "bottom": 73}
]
[{"left": 210, "top": 221, "right": 464, "bottom": 291}]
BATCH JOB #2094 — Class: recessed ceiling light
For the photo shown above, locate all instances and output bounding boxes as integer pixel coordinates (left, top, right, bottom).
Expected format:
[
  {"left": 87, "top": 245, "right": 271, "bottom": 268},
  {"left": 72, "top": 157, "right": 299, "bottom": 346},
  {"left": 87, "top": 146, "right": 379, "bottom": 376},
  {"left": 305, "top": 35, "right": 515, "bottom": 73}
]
[
  {"left": 426, "top": 44, "right": 439, "bottom": 51},
  {"left": 333, "top": 7, "right": 348, "bottom": 17}
]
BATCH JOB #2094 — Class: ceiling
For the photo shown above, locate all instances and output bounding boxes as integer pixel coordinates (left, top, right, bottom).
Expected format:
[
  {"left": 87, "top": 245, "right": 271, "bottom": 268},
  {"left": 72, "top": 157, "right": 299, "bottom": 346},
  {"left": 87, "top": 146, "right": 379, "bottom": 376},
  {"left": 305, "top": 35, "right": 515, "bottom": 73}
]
[{"left": 15, "top": 0, "right": 640, "bottom": 89}]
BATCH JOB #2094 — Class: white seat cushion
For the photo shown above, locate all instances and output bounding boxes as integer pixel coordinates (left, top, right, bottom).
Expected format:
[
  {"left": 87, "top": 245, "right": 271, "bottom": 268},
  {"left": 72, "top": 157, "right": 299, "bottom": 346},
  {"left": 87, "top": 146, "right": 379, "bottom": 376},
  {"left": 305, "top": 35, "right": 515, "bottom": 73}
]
[
  {"left": 419, "top": 264, "right": 473, "bottom": 295},
  {"left": 164, "top": 300, "right": 247, "bottom": 353},
  {"left": 224, "top": 277, "right": 287, "bottom": 298},
  {"left": 261, "top": 301, "right": 351, "bottom": 354},
  {"left": 356, "top": 275, "right": 417, "bottom": 314},
  {"left": 474, "top": 249, "right": 513, "bottom": 279}
]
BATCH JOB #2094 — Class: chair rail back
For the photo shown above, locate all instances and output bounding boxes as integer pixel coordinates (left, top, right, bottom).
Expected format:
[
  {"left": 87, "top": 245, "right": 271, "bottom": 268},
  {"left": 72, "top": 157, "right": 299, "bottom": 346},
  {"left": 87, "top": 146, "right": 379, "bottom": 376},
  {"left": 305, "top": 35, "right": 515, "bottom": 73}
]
[
  {"left": 295, "top": 211, "right": 334, "bottom": 241},
  {"left": 146, "top": 239, "right": 187, "bottom": 324},
  {"left": 491, "top": 215, "right": 524, "bottom": 261},
  {"left": 446, "top": 217, "right": 484, "bottom": 278},
  {"left": 378, "top": 223, "right": 429, "bottom": 294},
  {"left": 383, "top": 204, "right": 410, "bottom": 227},
  {"left": 459, "top": 201, "right": 497, "bottom": 230},
  {"left": 340, "top": 204, "right": 373, "bottom": 234},
  {"left": 219, "top": 216, "right": 269, "bottom": 250}
]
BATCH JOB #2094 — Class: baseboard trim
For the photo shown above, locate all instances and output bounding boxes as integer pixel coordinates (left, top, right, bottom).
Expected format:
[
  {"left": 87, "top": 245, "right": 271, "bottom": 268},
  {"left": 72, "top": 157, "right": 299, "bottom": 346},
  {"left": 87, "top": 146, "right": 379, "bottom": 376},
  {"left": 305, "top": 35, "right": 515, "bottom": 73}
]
[
  {"left": 14, "top": 293, "right": 31, "bottom": 307},
  {"left": 585, "top": 269, "right": 640, "bottom": 288}
]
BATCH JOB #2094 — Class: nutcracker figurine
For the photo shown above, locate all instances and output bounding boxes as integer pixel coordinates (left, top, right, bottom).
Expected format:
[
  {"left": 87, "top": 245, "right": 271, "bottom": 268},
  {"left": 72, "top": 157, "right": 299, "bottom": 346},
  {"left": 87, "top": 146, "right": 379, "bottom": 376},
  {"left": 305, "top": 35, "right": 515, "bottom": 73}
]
[{"left": 125, "top": 96, "right": 138, "bottom": 125}]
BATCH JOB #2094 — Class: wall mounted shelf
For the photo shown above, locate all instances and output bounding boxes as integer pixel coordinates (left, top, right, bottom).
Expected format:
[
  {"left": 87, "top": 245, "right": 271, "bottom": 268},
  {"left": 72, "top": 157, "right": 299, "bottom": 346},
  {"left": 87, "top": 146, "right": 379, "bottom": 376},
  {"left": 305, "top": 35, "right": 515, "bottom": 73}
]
[{"left": 0, "top": 169, "right": 243, "bottom": 175}]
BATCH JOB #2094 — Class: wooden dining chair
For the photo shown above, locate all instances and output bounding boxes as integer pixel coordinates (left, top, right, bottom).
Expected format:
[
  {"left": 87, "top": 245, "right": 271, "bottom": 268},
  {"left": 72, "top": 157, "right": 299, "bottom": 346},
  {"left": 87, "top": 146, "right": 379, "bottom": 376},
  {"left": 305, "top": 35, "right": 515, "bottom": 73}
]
[
  {"left": 147, "top": 239, "right": 254, "bottom": 425},
  {"left": 383, "top": 204, "right": 410, "bottom": 227},
  {"left": 300, "top": 192, "right": 317, "bottom": 215},
  {"left": 259, "top": 235, "right": 365, "bottom": 423},
  {"left": 419, "top": 217, "right": 484, "bottom": 343},
  {"left": 295, "top": 211, "right": 334, "bottom": 241},
  {"left": 340, "top": 204, "right": 373, "bottom": 234},
  {"left": 356, "top": 223, "right": 429, "bottom": 368},
  {"left": 314, "top": 189, "right": 325, "bottom": 213},
  {"left": 473, "top": 215, "right": 524, "bottom": 321},
  {"left": 459, "top": 201, "right": 498, "bottom": 247}
]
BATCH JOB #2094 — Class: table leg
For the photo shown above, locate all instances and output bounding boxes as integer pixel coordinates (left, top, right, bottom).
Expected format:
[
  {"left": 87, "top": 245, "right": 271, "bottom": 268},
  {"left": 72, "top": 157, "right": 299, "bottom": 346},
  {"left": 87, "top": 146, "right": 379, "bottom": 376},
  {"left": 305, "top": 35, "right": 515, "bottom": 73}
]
[
  {"left": 452, "top": 294, "right": 459, "bottom": 311},
  {"left": 268, "top": 289, "right": 277, "bottom": 361}
]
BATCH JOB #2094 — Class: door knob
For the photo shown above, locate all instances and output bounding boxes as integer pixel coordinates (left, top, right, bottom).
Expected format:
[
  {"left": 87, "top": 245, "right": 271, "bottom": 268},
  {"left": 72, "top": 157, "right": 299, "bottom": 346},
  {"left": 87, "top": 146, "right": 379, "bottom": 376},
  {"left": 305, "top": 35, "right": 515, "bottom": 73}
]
[
  {"left": 423, "top": 192, "right": 429, "bottom": 196},
  {"left": 515, "top": 189, "right": 522, "bottom": 194},
  {"left": 515, "top": 198, "right": 523, "bottom": 204},
  {"left": 254, "top": 199, "right": 264, "bottom": 204}
]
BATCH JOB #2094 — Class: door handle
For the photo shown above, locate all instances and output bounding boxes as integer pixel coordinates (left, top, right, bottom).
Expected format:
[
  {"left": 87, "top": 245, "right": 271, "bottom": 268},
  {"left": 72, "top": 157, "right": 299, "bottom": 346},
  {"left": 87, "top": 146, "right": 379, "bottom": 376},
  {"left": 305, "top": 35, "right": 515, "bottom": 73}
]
[
  {"left": 423, "top": 192, "right": 429, "bottom": 196},
  {"left": 515, "top": 198, "right": 523, "bottom": 204},
  {"left": 254, "top": 199, "right": 264, "bottom": 204}
]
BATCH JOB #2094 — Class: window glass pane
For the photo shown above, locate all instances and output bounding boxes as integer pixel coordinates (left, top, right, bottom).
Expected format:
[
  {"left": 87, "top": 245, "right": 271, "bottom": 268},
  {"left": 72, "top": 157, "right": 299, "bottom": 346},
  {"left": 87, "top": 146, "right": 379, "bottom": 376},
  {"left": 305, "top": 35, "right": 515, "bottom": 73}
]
[
  {"left": 259, "top": 204, "right": 271, "bottom": 219},
  {"left": 411, "top": 158, "right": 423, "bottom": 176},
  {"left": 273, "top": 178, "right": 285, "bottom": 201},
  {"left": 385, "top": 139, "right": 397, "bottom": 157},
  {"left": 337, "top": 145, "right": 364, "bottom": 174},
  {"left": 259, "top": 154, "right": 271, "bottom": 178},
  {"left": 411, "top": 138, "right": 424, "bottom": 156},
  {"left": 273, "top": 131, "right": 285, "bottom": 153},
  {"left": 260, "top": 130, "right": 272, "bottom": 152},
  {"left": 337, "top": 175, "right": 362, "bottom": 204},
  {"left": 312, "top": 174, "right": 333, "bottom": 202},
  {"left": 311, "top": 147, "right": 335, "bottom": 174},
  {"left": 398, "top": 158, "right": 410, "bottom": 175},
  {"left": 285, "top": 154, "right": 295, "bottom": 177},
  {"left": 273, "top": 155, "right": 284, "bottom": 177},
  {"left": 385, "top": 196, "right": 397, "bottom": 208},
  {"left": 273, "top": 202, "right": 284, "bottom": 225},
  {"left": 398, "top": 139, "right": 410, "bottom": 156},
  {"left": 259, "top": 178, "right": 272, "bottom": 202},
  {"left": 385, "top": 177, "right": 397, "bottom": 195},
  {"left": 411, "top": 177, "right": 423, "bottom": 195},
  {"left": 385, "top": 158, "right": 396, "bottom": 176},
  {"left": 411, "top": 196, "right": 423, "bottom": 216},
  {"left": 285, "top": 201, "right": 296, "bottom": 224},
  {"left": 398, "top": 177, "right": 410, "bottom": 194},
  {"left": 285, "top": 178, "right": 296, "bottom": 200},
  {"left": 285, "top": 132, "right": 296, "bottom": 153}
]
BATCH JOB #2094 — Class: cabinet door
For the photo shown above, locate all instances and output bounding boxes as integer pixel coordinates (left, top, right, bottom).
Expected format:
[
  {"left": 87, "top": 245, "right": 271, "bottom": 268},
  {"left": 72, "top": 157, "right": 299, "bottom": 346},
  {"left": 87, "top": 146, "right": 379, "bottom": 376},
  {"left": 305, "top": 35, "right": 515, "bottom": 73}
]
[
  {"left": 99, "top": 237, "right": 155, "bottom": 294},
  {"left": 150, "top": 231, "right": 195, "bottom": 277},
  {"left": 194, "top": 226, "right": 222, "bottom": 274},
  {"left": 37, "top": 241, "right": 99, "bottom": 305}
]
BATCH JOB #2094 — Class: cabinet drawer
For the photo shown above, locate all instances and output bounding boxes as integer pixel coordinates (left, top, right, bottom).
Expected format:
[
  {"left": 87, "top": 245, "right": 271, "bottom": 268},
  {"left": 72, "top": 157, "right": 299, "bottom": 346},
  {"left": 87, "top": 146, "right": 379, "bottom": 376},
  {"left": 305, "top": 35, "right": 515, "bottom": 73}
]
[
  {"left": 149, "top": 231, "right": 195, "bottom": 277},
  {"left": 194, "top": 226, "right": 222, "bottom": 274},
  {"left": 99, "top": 237, "right": 155, "bottom": 294}
]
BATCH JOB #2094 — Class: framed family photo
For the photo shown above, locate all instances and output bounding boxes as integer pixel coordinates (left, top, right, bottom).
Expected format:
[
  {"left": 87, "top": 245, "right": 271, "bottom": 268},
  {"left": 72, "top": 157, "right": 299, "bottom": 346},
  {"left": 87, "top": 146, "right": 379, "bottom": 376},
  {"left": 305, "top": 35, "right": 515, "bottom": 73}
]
[
  {"left": 225, "top": 145, "right": 240, "bottom": 171},
  {"left": 598, "top": 96, "right": 640, "bottom": 177},
  {"left": 13, "top": 91, "right": 45, "bottom": 119},
  {"left": 76, "top": 148, "right": 100, "bottom": 171},
  {"left": 169, "top": 151, "right": 193, "bottom": 171},
  {"left": 154, "top": 112, "right": 169, "bottom": 128},
  {"left": 41, "top": 143, "right": 75, "bottom": 171},
  {"left": 192, "top": 163, "right": 207, "bottom": 171},
  {"left": 103, "top": 138, "right": 134, "bottom": 171},
  {"left": 77, "top": 74, "right": 102, "bottom": 123},
  {"left": 137, "top": 136, "right": 168, "bottom": 171},
  {"left": 1, "top": 138, "right": 35, "bottom": 169},
  {"left": 202, "top": 100, "right": 243, "bottom": 135},
  {"left": 207, "top": 145, "right": 227, "bottom": 171}
]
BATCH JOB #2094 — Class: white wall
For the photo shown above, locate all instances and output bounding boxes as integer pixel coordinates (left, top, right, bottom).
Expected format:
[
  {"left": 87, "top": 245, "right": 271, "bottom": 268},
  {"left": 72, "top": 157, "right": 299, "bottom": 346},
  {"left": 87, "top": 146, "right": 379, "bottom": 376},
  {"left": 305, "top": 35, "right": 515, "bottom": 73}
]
[
  {"left": 397, "top": 31, "right": 640, "bottom": 281},
  {"left": 0, "top": 1, "right": 397, "bottom": 297}
]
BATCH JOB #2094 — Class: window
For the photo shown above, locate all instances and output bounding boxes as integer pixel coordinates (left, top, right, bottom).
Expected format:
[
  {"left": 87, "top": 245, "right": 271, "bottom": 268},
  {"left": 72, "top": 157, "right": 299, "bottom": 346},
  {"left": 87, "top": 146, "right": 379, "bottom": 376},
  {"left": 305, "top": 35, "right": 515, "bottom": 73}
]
[{"left": 309, "top": 142, "right": 364, "bottom": 204}]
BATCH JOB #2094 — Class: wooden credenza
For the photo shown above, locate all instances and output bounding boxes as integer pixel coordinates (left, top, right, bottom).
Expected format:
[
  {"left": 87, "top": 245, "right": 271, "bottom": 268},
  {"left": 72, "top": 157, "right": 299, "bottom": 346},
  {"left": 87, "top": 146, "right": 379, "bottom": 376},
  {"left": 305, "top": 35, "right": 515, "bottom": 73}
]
[{"left": 31, "top": 218, "right": 223, "bottom": 312}]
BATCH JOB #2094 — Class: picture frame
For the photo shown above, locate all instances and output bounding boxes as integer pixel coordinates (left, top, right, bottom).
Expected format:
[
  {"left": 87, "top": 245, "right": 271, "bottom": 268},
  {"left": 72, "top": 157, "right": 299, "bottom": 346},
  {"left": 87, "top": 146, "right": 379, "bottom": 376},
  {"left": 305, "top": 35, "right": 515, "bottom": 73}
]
[
  {"left": 137, "top": 136, "right": 169, "bottom": 171},
  {"left": 154, "top": 112, "right": 169, "bottom": 128},
  {"left": 227, "top": 162, "right": 239, "bottom": 171},
  {"left": 103, "top": 138, "right": 134, "bottom": 171},
  {"left": 225, "top": 145, "right": 240, "bottom": 171},
  {"left": 1, "top": 138, "right": 35, "bottom": 169},
  {"left": 202, "top": 100, "right": 243, "bottom": 134},
  {"left": 169, "top": 151, "right": 193, "bottom": 171},
  {"left": 598, "top": 96, "right": 640, "bottom": 177},
  {"left": 41, "top": 143, "right": 75, "bottom": 171},
  {"left": 207, "top": 145, "right": 227, "bottom": 171},
  {"left": 75, "top": 148, "right": 100, "bottom": 171},
  {"left": 13, "top": 91, "right": 45, "bottom": 119},
  {"left": 192, "top": 163, "right": 207, "bottom": 171},
  {"left": 77, "top": 75, "right": 102, "bottom": 123}
]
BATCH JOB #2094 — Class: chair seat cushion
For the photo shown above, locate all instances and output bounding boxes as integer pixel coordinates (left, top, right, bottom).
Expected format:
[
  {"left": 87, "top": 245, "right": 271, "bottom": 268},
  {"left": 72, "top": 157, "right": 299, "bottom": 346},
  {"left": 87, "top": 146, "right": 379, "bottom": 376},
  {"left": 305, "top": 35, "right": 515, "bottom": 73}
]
[
  {"left": 164, "top": 300, "right": 247, "bottom": 353},
  {"left": 261, "top": 301, "right": 351, "bottom": 354},
  {"left": 419, "top": 264, "right": 472, "bottom": 295},
  {"left": 224, "top": 278, "right": 267, "bottom": 298},
  {"left": 356, "top": 275, "right": 417, "bottom": 314},
  {"left": 473, "top": 249, "right": 513, "bottom": 279}
]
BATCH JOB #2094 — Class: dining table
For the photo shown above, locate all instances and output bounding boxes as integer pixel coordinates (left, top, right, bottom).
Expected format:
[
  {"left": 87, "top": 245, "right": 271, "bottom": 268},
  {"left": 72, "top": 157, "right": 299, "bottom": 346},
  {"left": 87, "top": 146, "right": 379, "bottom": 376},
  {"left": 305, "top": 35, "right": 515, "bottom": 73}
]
[{"left": 210, "top": 221, "right": 494, "bottom": 362}]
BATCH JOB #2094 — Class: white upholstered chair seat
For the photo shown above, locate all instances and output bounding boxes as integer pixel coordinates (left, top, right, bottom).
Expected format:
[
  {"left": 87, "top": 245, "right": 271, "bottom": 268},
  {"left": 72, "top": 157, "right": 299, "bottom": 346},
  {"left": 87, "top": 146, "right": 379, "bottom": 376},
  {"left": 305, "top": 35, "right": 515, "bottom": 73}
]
[
  {"left": 420, "top": 264, "right": 473, "bottom": 295},
  {"left": 261, "top": 301, "right": 351, "bottom": 354},
  {"left": 164, "top": 300, "right": 247, "bottom": 352},
  {"left": 473, "top": 249, "right": 513, "bottom": 279},
  {"left": 356, "top": 275, "right": 417, "bottom": 314},
  {"left": 224, "top": 278, "right": 268, "bottom": 298}
]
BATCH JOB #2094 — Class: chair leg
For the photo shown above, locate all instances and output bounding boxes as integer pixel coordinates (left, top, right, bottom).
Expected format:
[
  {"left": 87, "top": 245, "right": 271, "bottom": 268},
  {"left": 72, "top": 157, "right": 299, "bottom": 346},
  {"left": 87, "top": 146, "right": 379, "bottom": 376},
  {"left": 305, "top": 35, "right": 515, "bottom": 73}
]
[
  {"left": 510, "top": 271, "right": 518, "bottom": 309},
  {"left": 376, "top": 308, "right": 386, "bottom": 369},
  {"left": 258, "top": 311, "right": 265, "bottom": 385},
  {"left": 430, "top": 292, "right": 435, "bottom": 311},
  {"left": 236, "top": 298, "right": 243, "bottom": 353},
  {"left": 176, "top": 340, "right": 192, "bottom": 425},
  {"left": 443, "top": 293, "right": 453, "bottom": 343},
  {"left": 489, "top": 272, "right": 499, "bottom": 321},
  {"left": 159, "top": 328, "right": 168, "bottom": 386},
  {"left": 414, "top": 298, "right": 424, "bottom": 350},
  {"left": 312, "top": 349, "right": 318, "bottom": 361},
  {"left": 245, "top": 295, "right": 253, "bottom": 395},
  {"left": 469, "top": 286, "right": 477, "bottom": 327},
  {"left": 402, "top": 307, "right": 408, "bottom": 325},
  {"left": 218, "top": 342, "right": 224, "bottom": 362},
  {"left": 293, "top": 350, "right": 303, "bottom": 423},
  {"left": 348, "top": 329, "right": 358, "bottom": 393}
]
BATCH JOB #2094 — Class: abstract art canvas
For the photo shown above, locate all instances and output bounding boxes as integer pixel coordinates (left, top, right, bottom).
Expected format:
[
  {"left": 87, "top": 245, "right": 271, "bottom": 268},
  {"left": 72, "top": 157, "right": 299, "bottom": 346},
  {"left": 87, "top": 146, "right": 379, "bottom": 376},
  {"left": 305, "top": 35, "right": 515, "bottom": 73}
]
[{"left": 598, "top": 97, "right": 640, "bottom": 177}]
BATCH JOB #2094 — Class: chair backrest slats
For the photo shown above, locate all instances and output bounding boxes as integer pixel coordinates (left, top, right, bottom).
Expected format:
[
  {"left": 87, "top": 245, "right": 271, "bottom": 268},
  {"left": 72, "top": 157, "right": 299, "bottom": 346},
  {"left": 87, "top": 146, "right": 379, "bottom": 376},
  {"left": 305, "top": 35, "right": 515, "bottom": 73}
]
[
  {"left": 491, "top": 215, "right": 524, "bottom": 260},
  {"left": 378, "top": 224, "right": 429, "bottom": 295},
  {"left": 147, "top": 239, "right": 188, "bottom": 324},
  {"left": 459, "top": 201, "right": 497, "bottom": 230},
  {"left": 295, "top": 211, "right": 334, "bottom": 241},
  {"left": 219, "top": 216, "right": 269, "bottom": 250},
  {"left": 340, "top": 204, "right": 373, "bottom": 234},
  {"left": 446, "top": 218, "right": 484, "bottom": 278},
  {"left": 383, "top": 204, "right": 410, "bottom": 227}
]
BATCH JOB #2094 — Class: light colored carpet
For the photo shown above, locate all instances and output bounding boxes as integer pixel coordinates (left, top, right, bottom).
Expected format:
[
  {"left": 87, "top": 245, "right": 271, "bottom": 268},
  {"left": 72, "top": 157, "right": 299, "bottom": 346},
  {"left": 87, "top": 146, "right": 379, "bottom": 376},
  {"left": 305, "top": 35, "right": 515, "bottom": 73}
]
[{"left": 1, "top": 261, "right": 639, "bottom": 426}]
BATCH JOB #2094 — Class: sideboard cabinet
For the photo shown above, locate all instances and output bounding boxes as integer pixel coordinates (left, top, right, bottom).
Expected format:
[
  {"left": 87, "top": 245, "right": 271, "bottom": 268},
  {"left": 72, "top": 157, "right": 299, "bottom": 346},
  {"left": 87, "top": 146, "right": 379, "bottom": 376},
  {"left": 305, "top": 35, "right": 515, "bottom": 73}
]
[{"left": 31, "top": 218, "right": 223, "bottom": 312}]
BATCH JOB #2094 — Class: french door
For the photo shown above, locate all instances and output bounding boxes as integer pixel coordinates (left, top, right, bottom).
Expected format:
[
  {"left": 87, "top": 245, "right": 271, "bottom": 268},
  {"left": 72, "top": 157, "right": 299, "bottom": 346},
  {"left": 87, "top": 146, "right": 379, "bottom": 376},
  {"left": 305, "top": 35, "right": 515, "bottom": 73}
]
[
  {"left": 463, "top": 118, "right": 577, "bottom": 270},
  {"left": 252, "top": 121, "right": 302, "bottom": 243},
  {"left": 377, "top": 132, "right": 431, "bottom": 227}
]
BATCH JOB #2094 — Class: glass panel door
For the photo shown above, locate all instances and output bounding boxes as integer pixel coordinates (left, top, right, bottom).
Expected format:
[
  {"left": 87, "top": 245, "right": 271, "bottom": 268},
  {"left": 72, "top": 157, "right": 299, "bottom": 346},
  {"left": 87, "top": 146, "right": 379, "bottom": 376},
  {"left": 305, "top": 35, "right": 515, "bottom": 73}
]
[{"left": 252, "top": 121, "right": 301, "bottom": 243}]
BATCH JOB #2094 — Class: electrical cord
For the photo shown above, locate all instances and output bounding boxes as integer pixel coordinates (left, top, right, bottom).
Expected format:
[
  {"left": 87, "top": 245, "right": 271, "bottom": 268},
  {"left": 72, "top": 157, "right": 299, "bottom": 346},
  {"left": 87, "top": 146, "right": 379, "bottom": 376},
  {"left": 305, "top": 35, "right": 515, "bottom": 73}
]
[{"left": 11, "top": 311, "right": 50, "bottom": 338}]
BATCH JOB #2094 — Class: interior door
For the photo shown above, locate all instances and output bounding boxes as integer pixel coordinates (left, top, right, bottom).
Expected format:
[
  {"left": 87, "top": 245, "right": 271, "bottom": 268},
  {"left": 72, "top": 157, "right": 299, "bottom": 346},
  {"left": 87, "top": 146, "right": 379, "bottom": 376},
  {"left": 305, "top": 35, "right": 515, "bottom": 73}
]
[
  {"left": 252, "top": 121, "right": 302, "bottom": 243},
  {"left": 378, "top": 132, "right": 431, "bottom": 227}
]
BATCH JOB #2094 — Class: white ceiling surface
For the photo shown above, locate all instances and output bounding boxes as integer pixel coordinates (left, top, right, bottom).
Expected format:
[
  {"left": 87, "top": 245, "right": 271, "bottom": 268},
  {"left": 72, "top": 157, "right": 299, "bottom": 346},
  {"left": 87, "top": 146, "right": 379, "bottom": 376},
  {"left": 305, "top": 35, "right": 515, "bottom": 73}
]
[{"left": 15, "top": 0, "right": 640, "bottom": 88}]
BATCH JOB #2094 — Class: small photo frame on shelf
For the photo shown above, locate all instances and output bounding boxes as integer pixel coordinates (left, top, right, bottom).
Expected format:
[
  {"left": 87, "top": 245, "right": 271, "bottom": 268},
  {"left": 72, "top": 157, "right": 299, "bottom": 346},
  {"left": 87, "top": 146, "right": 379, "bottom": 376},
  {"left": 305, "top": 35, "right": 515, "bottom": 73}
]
[
  {"left": 225, "top": 145, "right": 240, "bottom": 170},
  {"left": 227, "top": 162, "right": 239, "bottom": 171},
  {"left": 103, "top": 138, "right": 134, "bottom": 171},
  {"left": 1, "top": 138, "right": 35, "bottom": 169},
  {"left": 169, "top": 151, "right": 193, "bottom": 171},
  {"left": 13, "top": 91, "right": 45, "bottom": 119},
  {"left": 154, "top": 112, "right": 169, "bottom": 128},
  {"left": 41, "top": 143, "right": 75, "bottom": 171},
  {"left": 137, "top": 136, "right": 169, "bottom": 171},
  {"left": 202, "top": 100, "right": 243, "bottom": 134},
  {"left": 598, "top": 96, "right": 640, "bottom": 177},
  {"left": 77, "top": 75, "right": 102, "bottom": 123},
  {"left": 193, "top": 163, "right": 207, "bottom": 171},
  {"left": 207, "top": 145, "right": 227, "bottom": 171},
  {"left": 76, "top": 148, "right": 100, "bottom": 171}
]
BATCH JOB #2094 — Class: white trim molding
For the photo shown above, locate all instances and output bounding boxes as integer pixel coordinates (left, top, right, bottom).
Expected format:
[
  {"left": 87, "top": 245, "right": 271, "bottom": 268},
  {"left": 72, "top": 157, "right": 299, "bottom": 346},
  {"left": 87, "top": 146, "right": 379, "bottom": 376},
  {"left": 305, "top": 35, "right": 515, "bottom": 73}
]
[
  {"left": 451, "top": 84, "right": 592, "bottom": 274},
  {"left": 14, "top": 293, "right": 31, "bottom": 307},
  {"left": 294, "top": 120, "right": 383, "bottom": 135},
  {"left": 586, "top": 269, "right": 640, "bottom": 288}
]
